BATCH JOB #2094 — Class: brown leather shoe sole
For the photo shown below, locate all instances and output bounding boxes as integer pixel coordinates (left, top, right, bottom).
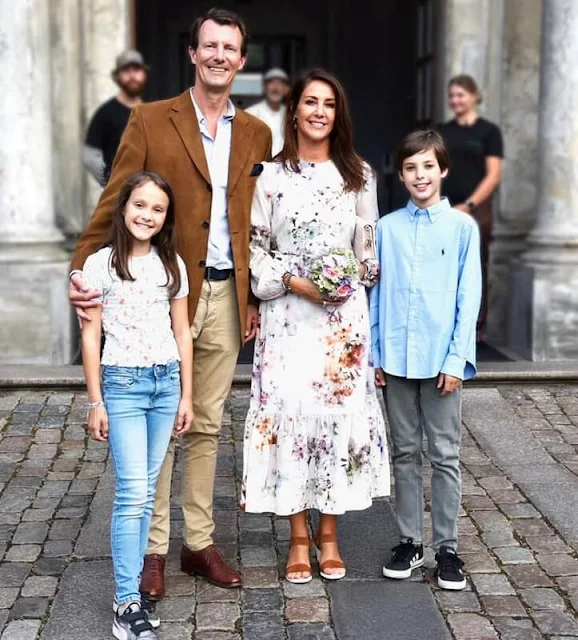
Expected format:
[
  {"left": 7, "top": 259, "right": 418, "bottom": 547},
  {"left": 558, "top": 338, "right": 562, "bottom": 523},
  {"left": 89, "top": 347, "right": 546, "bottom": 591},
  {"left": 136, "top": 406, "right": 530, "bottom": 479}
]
[{"left": 180, "top": 563, "right": 242, "bottom": 589}]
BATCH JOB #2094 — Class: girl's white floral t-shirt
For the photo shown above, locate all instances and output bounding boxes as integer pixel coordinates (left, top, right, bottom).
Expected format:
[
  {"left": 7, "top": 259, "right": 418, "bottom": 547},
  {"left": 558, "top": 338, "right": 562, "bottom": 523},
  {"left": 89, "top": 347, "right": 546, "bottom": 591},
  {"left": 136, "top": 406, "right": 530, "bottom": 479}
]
[{"left": 82, "top": 246, "right": 189, "bottom": 366}]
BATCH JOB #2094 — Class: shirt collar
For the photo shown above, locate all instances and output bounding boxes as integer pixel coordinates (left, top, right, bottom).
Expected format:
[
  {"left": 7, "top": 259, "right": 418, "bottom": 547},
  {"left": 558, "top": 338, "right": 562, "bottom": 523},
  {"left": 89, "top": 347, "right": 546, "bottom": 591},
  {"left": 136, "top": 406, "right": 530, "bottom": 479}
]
[
  {"left": 406, "top": 197, "right": 450, "bottom": 223},
  {"left": 190, "top": 89, "right": 235, "bottom": 125}
]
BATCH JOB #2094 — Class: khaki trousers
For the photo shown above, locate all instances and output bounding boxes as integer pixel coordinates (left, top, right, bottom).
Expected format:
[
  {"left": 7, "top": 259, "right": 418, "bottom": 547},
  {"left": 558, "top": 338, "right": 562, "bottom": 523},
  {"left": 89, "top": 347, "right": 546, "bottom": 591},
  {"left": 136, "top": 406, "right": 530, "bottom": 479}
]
[{"left": 147, "top": 278, "right": 240, "bottom": 554}]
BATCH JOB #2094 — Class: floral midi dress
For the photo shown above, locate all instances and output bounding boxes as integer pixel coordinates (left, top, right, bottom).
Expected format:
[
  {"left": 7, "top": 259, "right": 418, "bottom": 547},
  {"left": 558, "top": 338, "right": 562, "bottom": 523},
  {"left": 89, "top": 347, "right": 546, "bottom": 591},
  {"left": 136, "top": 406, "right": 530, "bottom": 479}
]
[{"left": 242, "top": 160, "right": 390, "bottom": 516}]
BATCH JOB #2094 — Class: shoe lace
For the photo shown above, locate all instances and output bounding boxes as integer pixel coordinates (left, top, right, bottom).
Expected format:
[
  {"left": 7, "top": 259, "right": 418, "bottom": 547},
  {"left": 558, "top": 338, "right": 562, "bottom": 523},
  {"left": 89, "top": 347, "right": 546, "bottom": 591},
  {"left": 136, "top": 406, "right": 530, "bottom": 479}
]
[
  {"left": 391, "top": 541, "right": 419, "bottom": 564},
  {"left": 437, "top": 550, "right": 464, "bottom": 573}
]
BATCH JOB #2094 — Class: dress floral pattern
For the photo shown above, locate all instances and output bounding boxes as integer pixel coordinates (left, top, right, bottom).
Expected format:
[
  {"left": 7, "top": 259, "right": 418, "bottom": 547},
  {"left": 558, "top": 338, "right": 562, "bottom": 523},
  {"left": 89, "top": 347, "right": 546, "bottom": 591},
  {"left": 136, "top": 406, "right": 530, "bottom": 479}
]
[{"left": 242, "top": 160, "right": 390, "bottom": 516}]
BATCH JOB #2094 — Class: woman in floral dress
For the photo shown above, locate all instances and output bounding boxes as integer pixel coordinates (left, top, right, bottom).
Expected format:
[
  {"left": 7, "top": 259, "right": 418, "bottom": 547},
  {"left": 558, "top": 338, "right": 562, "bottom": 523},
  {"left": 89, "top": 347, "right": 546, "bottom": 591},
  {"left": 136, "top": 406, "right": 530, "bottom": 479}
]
[{"left": 242, "top": 69, "right": 390, "bottom": 583}]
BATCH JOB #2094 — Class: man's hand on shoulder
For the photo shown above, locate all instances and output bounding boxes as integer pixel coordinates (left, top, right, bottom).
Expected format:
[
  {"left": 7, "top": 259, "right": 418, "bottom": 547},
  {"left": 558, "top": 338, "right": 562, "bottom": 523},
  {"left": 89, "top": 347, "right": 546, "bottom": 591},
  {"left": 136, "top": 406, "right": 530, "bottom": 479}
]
[{"left": 69, "top": 272, "right": 102, "bottom": 323}]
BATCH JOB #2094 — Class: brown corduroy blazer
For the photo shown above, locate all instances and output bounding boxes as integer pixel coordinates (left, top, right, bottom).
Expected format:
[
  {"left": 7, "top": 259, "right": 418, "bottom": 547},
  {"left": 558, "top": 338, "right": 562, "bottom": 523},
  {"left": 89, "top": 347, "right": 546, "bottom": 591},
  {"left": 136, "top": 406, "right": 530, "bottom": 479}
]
[{"left": 72, "top": 90, "right": 272, "bottom": 341}]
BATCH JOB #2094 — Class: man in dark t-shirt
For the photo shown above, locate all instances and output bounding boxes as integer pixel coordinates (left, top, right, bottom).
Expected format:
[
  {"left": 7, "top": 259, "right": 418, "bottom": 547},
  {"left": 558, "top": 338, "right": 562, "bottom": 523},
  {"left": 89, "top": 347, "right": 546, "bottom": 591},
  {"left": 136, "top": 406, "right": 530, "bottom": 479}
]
[
  {"left": 83, "top": 50, "right": 149, "bottom": 186},
  {"left": 437, "top": 117, "right": 503, "bottom": 206}
]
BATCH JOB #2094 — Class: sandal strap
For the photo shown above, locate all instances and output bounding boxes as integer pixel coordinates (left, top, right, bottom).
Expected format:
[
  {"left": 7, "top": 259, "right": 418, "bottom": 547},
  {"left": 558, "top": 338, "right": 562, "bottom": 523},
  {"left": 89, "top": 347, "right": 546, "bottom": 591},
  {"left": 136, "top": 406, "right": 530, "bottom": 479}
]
[
  {"left": 319, "top": 559, "right": 346, "bottom": 571},
  {"left": 290, "top": 536, "right": 311, "bottom": 547},
  {"left": 316, "top": 533, "right": 337, "bottom": 544},
  {"left": 286, "top": 563, "right": 312, "bottom": 574}
]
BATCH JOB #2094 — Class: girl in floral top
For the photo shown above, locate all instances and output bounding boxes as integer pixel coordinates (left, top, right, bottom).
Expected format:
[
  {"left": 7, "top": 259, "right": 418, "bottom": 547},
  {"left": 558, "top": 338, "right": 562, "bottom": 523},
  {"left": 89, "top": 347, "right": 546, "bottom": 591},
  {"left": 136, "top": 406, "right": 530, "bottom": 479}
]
[
  {"left": 81, "top": 172, "right": 193, "bottom": 639},
  {"left": 242, "top": 69, "right": 390, "bottom": 584}
]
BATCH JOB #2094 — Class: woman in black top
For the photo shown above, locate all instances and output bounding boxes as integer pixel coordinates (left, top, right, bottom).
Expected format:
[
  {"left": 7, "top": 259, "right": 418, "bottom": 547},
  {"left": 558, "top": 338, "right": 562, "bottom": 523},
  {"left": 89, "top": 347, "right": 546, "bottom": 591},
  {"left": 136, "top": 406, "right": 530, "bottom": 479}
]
[{"left": 438, "top": 75, "right": 503, "bottom": 341}]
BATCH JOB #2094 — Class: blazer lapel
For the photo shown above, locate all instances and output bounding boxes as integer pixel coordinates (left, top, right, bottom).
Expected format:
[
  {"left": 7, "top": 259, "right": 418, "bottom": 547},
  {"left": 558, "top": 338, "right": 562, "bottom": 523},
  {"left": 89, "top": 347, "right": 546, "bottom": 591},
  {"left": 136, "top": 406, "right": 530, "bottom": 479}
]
[
  {"left": 228, "top": 108, "right": 255, "bottom": 194},
  {"left": 170, "top": 90, "right": 211, "bottom": 185}
]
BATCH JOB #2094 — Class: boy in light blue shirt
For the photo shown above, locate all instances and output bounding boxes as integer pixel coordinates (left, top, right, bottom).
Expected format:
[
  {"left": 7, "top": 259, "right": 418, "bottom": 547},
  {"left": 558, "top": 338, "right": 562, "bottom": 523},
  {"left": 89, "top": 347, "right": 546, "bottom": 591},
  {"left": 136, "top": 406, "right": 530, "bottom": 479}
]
[{"left": 370, "top": 130, "right": 481, "bottom": 590}]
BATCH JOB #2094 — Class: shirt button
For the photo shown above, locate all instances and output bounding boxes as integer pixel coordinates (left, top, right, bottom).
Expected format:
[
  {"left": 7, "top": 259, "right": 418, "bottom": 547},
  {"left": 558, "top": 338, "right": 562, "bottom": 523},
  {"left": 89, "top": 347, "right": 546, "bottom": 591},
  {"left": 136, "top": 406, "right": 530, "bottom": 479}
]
[
  {"left": 206, "top": 184, "right": 213, "bottom": 193},
  {"left": 199, "top": 260, "right": 206, "bottom": 268},
  {"left": 202, "top": 221, "right": 210, "bottom": 229}
]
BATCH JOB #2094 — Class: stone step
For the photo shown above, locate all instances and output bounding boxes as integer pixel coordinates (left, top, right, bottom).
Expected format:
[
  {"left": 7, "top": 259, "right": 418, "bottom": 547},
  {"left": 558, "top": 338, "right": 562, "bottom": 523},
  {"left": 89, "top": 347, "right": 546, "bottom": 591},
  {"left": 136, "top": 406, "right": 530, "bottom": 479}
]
[{"left": 3, "top": 362, "right": 578, "bottom": 390}]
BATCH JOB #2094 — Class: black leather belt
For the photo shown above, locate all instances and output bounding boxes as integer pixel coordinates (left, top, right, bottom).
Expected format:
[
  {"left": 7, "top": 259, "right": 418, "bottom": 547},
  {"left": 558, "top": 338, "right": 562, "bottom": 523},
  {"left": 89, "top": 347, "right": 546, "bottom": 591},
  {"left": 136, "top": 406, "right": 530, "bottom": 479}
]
[{"left": 204, "top": 267, "right": 233, "bottom": 281}]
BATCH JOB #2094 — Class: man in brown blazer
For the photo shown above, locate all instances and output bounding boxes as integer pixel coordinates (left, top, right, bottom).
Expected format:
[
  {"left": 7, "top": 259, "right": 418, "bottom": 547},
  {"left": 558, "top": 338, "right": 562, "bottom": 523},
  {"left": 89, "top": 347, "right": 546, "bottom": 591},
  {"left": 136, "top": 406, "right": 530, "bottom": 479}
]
[{"left": 69, "top": 8, "right": 271, "bottom": 597}]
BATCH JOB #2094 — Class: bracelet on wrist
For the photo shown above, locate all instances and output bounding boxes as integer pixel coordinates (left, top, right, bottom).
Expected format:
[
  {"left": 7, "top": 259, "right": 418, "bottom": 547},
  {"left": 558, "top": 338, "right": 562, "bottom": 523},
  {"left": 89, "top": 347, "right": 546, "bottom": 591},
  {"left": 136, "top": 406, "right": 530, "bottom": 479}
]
[
  {"left": 88, "top": 401, "right": 105, "bottom": 410},
  {"left": 282, "top": 272, "right": 294, "bottom": 293}
]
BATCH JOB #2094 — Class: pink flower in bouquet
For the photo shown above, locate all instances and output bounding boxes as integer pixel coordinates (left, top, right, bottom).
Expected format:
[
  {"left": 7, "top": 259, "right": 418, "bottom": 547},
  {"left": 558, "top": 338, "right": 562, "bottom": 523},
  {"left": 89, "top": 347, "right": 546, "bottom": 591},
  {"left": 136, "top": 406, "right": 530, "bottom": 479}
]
[
  {"left": 322, "top": 266, "right": 339, "bottom": 281},
  {"left": 336, "top": 283, "right": 354, "bottom": 297}
]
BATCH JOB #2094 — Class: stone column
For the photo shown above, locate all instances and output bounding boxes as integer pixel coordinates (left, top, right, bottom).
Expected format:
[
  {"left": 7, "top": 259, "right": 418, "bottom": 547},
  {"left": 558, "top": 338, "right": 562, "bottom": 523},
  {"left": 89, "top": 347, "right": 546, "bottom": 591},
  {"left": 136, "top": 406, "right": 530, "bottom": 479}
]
[
  {"left": 51, "top": 0, "right": 85, "bottom": 239},
  {"left": 0, "top": 1, "right": 72, "bottom": 364},
  {"left": 81, "top": 0, "right": 132, "bottom": 213},
  {"left": 510, "top": 0, "right": 578, "bottom": 360},
  {"left": 485, "top": 0, "right": 542, "bottom": 344}
]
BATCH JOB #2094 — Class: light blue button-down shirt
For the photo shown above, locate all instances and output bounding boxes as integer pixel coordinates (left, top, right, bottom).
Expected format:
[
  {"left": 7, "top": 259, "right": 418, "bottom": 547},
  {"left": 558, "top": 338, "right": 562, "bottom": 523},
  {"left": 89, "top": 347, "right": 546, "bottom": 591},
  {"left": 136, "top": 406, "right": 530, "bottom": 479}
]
[
  {"left": 191, "top": 92, "right": 235, "bottom": 269},
  {"left": 369, "top": 197, "right": 482, "bottom": 380}
]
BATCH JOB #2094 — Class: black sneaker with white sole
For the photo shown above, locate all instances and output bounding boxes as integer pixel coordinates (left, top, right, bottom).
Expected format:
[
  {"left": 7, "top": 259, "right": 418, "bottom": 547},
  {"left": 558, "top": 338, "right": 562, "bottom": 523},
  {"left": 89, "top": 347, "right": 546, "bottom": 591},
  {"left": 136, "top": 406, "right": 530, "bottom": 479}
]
[
  {"left": 435, "top": 546, "right": 466, "bottom": 590},
  {"left": 383, "top": 539, "right": 424, "bottom": 579},
  {"left": 112, "top": 602, "right": 158, "bottom": 639}
]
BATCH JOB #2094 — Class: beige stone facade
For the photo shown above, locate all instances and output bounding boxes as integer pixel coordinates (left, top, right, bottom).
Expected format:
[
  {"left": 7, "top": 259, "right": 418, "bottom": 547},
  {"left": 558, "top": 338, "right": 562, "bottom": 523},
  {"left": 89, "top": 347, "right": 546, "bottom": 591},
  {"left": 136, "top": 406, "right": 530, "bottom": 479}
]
[{"left": 0, "top": 0, "right": 575, "bottom": 363}]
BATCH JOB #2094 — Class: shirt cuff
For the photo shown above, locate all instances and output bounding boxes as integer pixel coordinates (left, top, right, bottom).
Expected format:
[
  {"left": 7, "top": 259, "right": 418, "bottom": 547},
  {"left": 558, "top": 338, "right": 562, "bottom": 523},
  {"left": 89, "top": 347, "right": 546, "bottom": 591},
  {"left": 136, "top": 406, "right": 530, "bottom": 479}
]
[
  {"left": 440, "top": 354, "right": 466, "bottom": 380},
  {"left": 370, "top": 342, "right": 381, "bottom": 369}
]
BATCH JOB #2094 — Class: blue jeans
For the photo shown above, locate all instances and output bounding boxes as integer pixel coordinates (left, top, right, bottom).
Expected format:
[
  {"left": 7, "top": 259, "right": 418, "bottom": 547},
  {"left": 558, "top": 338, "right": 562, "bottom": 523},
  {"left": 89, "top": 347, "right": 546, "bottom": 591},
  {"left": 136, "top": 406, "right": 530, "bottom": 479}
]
[{"left": 103, "top": 361, "right": 180, "bottom": 605}]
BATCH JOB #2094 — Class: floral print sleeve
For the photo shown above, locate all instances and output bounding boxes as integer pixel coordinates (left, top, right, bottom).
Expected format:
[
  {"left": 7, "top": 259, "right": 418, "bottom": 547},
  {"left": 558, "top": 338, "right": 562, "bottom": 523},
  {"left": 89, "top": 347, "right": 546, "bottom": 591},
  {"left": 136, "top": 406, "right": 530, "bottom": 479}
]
[
  {"left": 353, "top": 166, "right": 380, "bottom": 287},
  {"left": 249, "top": 167, "right": 287, "bottom": 300}
]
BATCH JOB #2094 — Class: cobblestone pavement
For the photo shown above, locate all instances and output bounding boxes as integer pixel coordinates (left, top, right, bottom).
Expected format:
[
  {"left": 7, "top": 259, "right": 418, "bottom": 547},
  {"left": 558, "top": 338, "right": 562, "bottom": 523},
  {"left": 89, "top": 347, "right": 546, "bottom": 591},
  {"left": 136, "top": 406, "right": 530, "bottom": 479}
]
[{"left": 1, "top": 385, "right": 578, "bottom": 639}]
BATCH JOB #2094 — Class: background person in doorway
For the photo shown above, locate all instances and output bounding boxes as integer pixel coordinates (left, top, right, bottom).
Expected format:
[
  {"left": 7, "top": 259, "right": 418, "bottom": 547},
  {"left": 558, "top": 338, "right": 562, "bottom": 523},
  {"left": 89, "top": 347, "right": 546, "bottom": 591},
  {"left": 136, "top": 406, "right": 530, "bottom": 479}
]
[
  {"left": 437, "top": 75, "right": 503, "bottom": 342},
  {"left": 246, "top": 68, "right": 290, "bottom": 156},
  {"left": 83, "top": 50, "right": 149, "bottom": 186}
]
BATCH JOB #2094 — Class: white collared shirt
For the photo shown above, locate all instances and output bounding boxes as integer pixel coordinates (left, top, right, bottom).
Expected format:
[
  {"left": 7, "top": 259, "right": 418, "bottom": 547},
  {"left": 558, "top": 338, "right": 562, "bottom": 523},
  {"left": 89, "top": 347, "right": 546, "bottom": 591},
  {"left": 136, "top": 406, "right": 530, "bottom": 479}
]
[
  {"left": 191, "top": 90, "right": 235, "bottom": 270},
  {"left": 245, "top": 100, "right": 286, "bottom": 156}
]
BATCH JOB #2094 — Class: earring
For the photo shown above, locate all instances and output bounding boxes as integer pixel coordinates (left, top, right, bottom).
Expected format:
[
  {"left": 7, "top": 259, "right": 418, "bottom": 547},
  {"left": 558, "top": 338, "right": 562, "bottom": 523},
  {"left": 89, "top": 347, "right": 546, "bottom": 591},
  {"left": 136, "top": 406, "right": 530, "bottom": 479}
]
[{"left": 292, "top": 116, "right": 297, "bottom": 130}]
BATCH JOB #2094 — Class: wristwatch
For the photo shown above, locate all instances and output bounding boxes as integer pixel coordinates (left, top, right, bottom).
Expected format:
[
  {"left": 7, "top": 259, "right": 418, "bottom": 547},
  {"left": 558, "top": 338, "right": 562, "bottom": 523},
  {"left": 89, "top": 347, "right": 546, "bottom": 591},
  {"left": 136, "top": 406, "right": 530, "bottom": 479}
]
[{"left": 466, "top": 200, "right": 475, "bottom": 211}]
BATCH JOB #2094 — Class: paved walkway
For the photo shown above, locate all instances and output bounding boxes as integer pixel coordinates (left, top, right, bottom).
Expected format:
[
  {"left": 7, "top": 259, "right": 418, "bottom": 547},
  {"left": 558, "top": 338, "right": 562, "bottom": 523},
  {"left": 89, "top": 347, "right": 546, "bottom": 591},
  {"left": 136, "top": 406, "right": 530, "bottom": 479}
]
[{"left": 2, "top": 384, "right": 578, "bottom": 639}]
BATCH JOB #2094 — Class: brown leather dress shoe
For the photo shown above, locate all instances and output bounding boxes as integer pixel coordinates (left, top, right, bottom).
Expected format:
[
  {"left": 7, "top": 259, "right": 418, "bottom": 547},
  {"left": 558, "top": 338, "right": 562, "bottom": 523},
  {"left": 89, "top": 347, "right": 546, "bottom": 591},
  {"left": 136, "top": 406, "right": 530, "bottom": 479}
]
[
  {"left": 180, "top": 544, "right": 242, "bottom": 588},
  {"left": 139, "top": 554, "right": 166, "bottom": 601}
]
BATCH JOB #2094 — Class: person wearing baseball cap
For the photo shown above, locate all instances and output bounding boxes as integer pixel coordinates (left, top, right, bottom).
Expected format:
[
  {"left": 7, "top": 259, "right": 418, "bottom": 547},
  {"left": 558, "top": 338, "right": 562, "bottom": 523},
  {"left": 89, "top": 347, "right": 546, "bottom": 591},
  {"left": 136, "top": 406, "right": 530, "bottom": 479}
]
[
  {"left": 83, "top": 50, "right": 150, "bottom": 186},
  {"left": 246, "top": 67, "right": 290, "bottom": 156}
]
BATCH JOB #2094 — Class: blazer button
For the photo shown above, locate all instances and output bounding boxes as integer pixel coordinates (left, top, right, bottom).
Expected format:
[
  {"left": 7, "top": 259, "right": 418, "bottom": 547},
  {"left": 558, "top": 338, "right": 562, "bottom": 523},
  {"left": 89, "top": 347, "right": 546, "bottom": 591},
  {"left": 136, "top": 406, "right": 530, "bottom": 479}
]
[
  {"left": 199, "top": 260, "right": 206, "bottom": 268},
  {"left": 206, "top": 184, "right": 212, "bottom": 193},
  {"left": 202, "top": 221, "right": 210, "bottom": 229}
]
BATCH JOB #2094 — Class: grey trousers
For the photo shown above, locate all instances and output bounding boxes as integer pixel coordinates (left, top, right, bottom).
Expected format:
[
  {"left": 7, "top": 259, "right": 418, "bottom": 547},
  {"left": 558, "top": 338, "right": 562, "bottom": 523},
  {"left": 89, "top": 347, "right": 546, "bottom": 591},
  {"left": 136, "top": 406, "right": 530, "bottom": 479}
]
[{"left": 384, "top": 375, "right": 461, "bottom": 551}]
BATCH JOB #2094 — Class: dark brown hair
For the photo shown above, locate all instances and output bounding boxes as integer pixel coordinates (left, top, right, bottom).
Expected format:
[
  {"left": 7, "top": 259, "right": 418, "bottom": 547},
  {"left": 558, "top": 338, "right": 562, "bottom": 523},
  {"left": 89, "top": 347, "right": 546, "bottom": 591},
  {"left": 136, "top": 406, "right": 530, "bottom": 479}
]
[
  {"left": 395, "top": 130, "right": 451, "bottom": 173},
  {"left": 278, "top": 68, "right": 366, "bottom": 193},
  {"left": 449, "top": 74, "right": 483, "bottom": 104},
  {"left": 189, "top": 7, "right": 249, "bottom": 57},
  {"left": 106, "top": 171, "right": 181, "bottom": 298}
]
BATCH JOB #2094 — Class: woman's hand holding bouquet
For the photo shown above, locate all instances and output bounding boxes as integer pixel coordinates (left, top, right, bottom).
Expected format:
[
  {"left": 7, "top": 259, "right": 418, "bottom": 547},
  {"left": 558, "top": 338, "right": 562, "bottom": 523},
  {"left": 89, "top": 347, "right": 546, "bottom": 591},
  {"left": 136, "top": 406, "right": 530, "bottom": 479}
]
[{"left": 290, "top": 249, "right": 359, "bottom": 307}]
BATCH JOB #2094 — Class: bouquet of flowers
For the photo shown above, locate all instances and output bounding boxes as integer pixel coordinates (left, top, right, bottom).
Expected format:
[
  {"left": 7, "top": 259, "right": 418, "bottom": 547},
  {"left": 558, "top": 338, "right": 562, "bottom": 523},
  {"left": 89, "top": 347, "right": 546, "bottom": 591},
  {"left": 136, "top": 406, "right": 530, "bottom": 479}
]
[{"left": 310, "top": 248, "right": 359, "bottom": 301}]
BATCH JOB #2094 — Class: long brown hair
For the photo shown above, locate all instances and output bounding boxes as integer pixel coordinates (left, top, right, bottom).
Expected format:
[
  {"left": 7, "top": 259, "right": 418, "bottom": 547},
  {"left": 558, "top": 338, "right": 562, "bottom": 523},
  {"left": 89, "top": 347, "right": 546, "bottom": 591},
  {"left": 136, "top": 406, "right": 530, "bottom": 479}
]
[
  {"left": 106, "top": 171, "right": 181, "bottom": 298},
  {"left": 278, "top": 68, "right": 366, "bottom": 192}
]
